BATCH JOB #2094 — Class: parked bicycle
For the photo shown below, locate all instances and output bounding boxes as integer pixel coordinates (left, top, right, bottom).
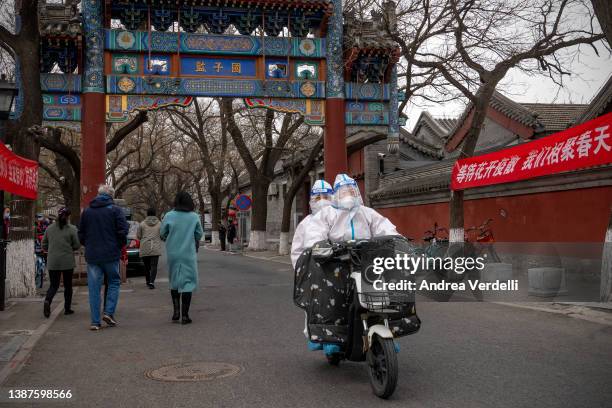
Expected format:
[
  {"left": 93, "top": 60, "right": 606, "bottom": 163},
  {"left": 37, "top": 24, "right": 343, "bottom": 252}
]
[
  {"left": 465, "top": 218, "right": 501, "bottom": 263},
  {"left": 420, "top": 222, "right": 484, "bottom": 301},
  {"left": 422, "top": 222, "right": 449, "bottom": 257},
  {"left": 35, "top": 253, "right": 46, "bottom": 289}
]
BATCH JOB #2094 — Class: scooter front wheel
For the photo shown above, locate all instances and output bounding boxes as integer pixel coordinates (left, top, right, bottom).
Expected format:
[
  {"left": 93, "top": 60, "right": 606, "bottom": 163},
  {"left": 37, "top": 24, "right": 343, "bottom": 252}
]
[
  {"left": 366, "top": 335, "right": 398, "bottom": 399},
  {"left": 326, "top": 353, "right": 342, "bottom": 366}
]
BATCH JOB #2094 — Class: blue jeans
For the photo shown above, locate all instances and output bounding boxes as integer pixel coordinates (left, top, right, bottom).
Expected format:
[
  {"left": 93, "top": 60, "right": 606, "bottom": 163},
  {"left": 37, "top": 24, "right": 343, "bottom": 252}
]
[{"left": 87, "top": 261, "right": 121, "bottom": 326}]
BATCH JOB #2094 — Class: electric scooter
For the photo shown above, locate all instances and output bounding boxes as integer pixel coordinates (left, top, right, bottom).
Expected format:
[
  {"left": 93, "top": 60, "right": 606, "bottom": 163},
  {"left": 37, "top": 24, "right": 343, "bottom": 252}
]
[{"left": 295, "top": 236, "right": 421, "bottom": 399}]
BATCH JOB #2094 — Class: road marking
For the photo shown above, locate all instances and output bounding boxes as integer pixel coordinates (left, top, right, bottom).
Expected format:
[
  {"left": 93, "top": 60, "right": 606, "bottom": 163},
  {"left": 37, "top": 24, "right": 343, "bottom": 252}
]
[{"left": 241, "top": 253, "right": 291, "bottom": 266}]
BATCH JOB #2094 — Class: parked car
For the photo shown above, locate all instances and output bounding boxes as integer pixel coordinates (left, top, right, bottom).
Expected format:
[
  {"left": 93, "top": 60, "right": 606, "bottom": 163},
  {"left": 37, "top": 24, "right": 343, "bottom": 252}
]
[{"left": 126, "top": 220, "right": 144, "bottom": 273}]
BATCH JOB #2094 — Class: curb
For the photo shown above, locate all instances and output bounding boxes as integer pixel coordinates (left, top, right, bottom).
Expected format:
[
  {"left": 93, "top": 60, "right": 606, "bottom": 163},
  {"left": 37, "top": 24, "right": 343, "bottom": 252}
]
[
  {"left": 492, "top": 301, "right": 612, "bottom": 327},
  {"left": 0, "top": 292, "right": 69, "bottom": 385}
]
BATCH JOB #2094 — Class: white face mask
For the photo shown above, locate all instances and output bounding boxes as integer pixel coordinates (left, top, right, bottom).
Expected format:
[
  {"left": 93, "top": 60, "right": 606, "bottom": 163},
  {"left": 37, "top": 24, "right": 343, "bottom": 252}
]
[
  {"left": 338, "top": 196, "right": 358, "bottom": 210},
  {"left": 310, "top": 199, "right": 331, "bottom": 214}
]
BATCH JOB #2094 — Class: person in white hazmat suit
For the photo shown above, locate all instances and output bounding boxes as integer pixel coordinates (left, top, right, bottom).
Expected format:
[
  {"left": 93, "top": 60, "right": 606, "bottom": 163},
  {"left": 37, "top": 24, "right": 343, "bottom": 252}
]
[
  {"left": 294, "top": 174, "right": 400, "bottom": 347},
  {"left": 290, "top": 179, "right": 334, "bottom": 268},
  {"left": 290, "top": 180, "right": 334, "bottom": 340},
  {"left": 305, "top": 173, "right": 400, "bottom": 246}
]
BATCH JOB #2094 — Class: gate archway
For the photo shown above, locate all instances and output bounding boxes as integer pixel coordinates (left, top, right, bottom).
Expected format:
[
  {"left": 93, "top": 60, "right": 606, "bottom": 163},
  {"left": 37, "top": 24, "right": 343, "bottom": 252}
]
[{"left": 37, "top": 0, "right": 402, "bottom": 208}]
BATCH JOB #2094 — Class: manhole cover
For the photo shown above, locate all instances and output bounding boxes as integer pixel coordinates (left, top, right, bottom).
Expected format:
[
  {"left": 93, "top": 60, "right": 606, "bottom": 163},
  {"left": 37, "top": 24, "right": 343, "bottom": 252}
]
[{"left": 145, "top": 362, "right": 242, "bottom": 382}]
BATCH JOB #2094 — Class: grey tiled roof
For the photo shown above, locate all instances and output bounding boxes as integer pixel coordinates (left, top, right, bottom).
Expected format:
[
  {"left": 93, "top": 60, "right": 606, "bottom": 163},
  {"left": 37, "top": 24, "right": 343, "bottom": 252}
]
[
  {"left": 371, "top": 142, "right": 530, "bottom": 199},
  {"left": 433, "top": 117, "right": 459, "bottom": 133},
  {"left": 343, "top": 3, "right": 398, "bottom": 50},
  {"left": 413, "top": 111, "right": 457, "bottom": 139},
  {"left": 445, "top": 91, "right": 591, "bottom": 147},
  {"left": 370, "top": 159, "right": 454, "bottom": 199},
  {"left": 446, "top": 92, "right": 542, "bottom": 143},
  {"left": 399, "top": 127, "right": 444, "bottom": 159},
  {"left": 521, "top": 103, "right": 588, "bottom": 133},
  {"left": 38, "top": 0, "right": 82, "bottom": 37},
  {"left": 343, "top": 23, "right": 397, "bottom": 49}
]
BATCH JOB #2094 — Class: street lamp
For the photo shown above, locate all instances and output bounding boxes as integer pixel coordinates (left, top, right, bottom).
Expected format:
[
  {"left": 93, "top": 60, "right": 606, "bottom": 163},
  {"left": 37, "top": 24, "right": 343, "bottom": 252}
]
[{"left": 0, "top": 73, "right": 17, "bottom": 311}]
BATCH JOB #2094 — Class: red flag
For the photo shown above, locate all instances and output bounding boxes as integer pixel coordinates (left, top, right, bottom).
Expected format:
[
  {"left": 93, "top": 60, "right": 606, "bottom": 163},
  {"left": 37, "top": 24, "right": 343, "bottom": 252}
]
[
  {"left": 451, "top": 112, "right": 612, "bottom": 190},
  {"left": 0, "top": 143, "right": 38, "bottom": 199}
]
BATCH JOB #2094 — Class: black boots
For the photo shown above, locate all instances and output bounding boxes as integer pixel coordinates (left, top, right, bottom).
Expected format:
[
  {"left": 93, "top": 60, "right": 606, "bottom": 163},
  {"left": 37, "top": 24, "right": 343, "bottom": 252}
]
[
  {"left": 171, "top": 290, "right": 192, "bottom": 324},
  {"left": 171, "top": 290, "right": 180, "bottom": 321},
  {"left": 64, "top": 289, "right": 73, "bottom": 315},
  {"left": 43, "top": 300, "right": 51, "bottom": 318},
  {"left": 181, "top": 292, "right": 192, "bottom": 324}
]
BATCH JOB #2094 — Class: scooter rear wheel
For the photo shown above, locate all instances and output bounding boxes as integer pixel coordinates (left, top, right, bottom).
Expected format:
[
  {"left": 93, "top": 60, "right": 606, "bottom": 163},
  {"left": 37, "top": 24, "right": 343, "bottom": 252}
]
[{"left": 367, "top": 335, "right": 398, "bottom": 399}]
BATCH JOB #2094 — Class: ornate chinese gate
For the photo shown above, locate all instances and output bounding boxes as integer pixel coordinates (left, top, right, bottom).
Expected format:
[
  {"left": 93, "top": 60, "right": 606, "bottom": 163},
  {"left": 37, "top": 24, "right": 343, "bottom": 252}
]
[{"left": 38, "top": 0, "right": 402, "bottom": 206}]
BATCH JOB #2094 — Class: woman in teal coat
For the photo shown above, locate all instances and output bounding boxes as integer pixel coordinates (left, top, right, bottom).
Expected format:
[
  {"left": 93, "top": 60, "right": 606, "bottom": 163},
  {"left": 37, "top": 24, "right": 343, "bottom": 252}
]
[{"left": 161, "top": 191, "right": 203, "bottom": 324}]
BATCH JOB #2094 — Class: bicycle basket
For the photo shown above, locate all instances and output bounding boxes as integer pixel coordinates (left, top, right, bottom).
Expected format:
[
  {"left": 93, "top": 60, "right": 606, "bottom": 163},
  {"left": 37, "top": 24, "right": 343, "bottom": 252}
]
[{"left": 359, "top": 292, "right": 413, "bottom": 313}]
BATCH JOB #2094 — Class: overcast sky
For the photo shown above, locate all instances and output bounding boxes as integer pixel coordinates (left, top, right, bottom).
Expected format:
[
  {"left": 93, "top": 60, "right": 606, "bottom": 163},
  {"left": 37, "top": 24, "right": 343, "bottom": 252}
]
[{"left": 404, "top": 46, "right": 612, "bottom": 130}]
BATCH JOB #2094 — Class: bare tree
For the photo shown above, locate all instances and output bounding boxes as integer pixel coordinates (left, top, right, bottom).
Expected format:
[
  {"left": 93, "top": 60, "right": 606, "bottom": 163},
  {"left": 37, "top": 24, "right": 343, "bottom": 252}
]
[
  {"left": 592, "top": 0, "right": 612, "bottom": 46},
  {"left": 278, "top": 134, "right": 324, "bottom": 255},
  {"left": 107, "top": 114, "right": 177, "bottom": 199},
  {"left": 222, "top": 98, "right": 307, "bottom": 250},
  {"left": 379, "top": 0, "right": 460, "bottom": 112},
  {"left": 0, "top": 0, "right": 43, "bottom": 296},
  {"left": 388, "top": 0, "right": 606, "bottom": 242},
  {"left": 0, "top": 0, "right": 42, "bottom": 158},
  {"left": 167, "top": 98, "right": 234, "bottom": 245},
  {"left": 33, "top": 112, "right": 148, "bottom": 223},
  {"left": 117, "top": 119, "right": 209, "bottom": 221}
]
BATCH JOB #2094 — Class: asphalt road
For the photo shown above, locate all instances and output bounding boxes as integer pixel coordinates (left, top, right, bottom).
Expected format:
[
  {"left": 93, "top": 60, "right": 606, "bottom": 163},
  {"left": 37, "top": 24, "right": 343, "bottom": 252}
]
[{"left": 2, "top": 249, "right": 612, "bottom": 408}]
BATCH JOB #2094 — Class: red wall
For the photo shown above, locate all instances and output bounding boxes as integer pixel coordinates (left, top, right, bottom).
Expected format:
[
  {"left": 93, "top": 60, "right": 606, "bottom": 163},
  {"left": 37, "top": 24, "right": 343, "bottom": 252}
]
[{"left": 377, "top": 186, "right": 612, "bottom": 243}]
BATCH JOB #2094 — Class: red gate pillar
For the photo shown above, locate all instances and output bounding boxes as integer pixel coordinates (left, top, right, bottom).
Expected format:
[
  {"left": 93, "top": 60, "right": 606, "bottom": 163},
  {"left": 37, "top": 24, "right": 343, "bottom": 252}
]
[
  {"left": 324, "top": 0, "right": 347, "bottom": 182},
  {"left": 81, "top": 1, "right": 106, "bottom": 209},
  {"left": 324, "top": 98, "right": 347, "bottom": 180},
  {"left": 81, "top": 93, "right": 106, "bottom": 207}
]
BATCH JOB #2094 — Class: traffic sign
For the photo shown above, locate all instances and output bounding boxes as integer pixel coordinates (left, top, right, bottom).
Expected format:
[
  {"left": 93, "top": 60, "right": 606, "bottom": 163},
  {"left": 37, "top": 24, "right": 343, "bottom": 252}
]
[{"left": 235, "top": 194, "right": 252, "bottom": 211}]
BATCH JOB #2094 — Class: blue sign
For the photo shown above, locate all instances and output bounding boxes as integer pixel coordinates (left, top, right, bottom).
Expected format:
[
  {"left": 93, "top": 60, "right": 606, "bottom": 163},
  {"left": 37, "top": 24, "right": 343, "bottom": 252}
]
[
  {"left": 235, "top": 194, "right": 252, "bottom": 211},
  {"left": 181, "top": 57, "right": 256, "bottom": 78}
]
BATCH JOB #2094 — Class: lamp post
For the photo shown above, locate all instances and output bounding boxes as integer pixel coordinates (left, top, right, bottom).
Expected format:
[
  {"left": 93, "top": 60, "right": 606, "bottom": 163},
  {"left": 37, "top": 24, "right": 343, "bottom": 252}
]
[{"left": 0, "top": 74, "right": 18, "bottom": 311}]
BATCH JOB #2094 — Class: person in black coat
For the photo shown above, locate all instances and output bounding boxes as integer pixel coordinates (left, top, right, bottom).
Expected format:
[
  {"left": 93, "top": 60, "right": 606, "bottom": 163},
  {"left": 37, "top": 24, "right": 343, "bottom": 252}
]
[
  {"left": 218, "top": 221, "right": 227, "bottom": 251},
  {"left": 227, "top": 220, "right": 236, "bottom": 246},
  {"left": 79, "top": 185, "right": 129, "bottom": 330}
]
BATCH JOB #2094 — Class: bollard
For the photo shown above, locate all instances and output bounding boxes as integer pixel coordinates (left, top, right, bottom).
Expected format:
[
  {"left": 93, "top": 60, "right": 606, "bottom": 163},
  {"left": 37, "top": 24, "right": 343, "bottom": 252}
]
[{"left": 528, "top": 267, "right": 567, "bottom": 297}]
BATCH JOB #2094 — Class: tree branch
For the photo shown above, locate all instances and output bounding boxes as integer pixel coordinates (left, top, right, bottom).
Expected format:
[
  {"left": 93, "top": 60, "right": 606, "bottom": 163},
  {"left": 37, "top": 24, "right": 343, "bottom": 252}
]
[{"left": 106, "top": 111, "right": 148, "bottom": 153}]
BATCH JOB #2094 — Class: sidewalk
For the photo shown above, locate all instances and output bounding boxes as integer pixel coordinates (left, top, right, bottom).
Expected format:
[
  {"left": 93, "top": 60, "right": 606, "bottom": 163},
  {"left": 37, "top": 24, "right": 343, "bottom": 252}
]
[
  {"left": 0, "top": 292, "right": 66, "bottom": 384},
  {"left": 493, "top": 301, "right": 612, "bottom": 326}
]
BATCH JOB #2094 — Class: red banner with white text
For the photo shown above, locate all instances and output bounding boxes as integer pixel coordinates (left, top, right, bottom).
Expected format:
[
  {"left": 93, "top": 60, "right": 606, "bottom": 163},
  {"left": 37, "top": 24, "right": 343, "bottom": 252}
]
[
  {"left": 0, "top": 143, "right": 38, "bottom": 199},
  {"left": 451, "top": 112, "right": 612, "bottom": 190}
]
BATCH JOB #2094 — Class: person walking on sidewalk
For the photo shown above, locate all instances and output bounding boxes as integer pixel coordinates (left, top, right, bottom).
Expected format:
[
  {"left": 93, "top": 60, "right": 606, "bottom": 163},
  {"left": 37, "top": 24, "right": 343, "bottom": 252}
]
[
  {"left": 137, "top": 208, "right": 162, "bottom": 289},
  {"left": 79, "top": 185, "right": 129, "bottom": 331},
  {"left": 218, "top": 220, "right": 226, "bottom": 251},
  {"left": 42, "top": 207, "right": 80, "bottom": 318},
  {"left": 160, "top": 191, "right": 203, "bottom": 324},
  {"left": 227, "top": 219, "right": 236, "bottom": 251}
]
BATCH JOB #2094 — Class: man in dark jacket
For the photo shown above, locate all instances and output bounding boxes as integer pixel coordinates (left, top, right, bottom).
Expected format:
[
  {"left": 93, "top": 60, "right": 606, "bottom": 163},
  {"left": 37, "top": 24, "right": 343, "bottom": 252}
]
[{"left": 79, "top": 184, "right": 129, "bottom": 330}]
